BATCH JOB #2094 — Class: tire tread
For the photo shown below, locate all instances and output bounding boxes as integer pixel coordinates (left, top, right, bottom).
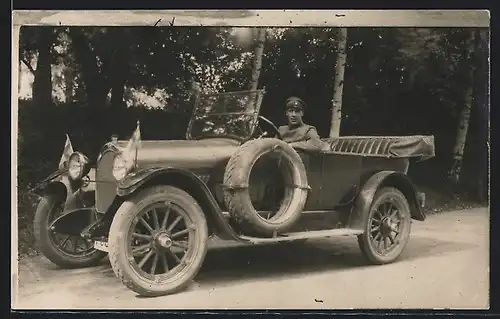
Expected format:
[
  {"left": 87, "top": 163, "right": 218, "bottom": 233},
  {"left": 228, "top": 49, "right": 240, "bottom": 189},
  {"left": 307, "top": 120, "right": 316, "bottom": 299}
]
[{"left": 223, "top": 138, "right": 307, "bottom": 236}]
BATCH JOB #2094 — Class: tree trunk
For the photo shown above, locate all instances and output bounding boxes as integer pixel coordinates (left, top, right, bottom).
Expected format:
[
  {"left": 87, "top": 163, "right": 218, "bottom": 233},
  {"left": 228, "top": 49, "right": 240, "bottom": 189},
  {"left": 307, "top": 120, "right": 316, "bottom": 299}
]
[
  {"left": 32, "top": 27, "right": 54, "bottom": 107},
  {"left": 110, "top": 79, "right": 125, "bottom": 109},
  {"left": 329, "top": 27, "right": 348, "bottom": 138},
  {"left": 68, "top": 29, "right": 110, "bottom": 108},
  {"left": 448, "top": 30, "right": 479, "bottom": 186},
  {"left": 63, "top": 67, "right": 74, "bottom": 103},
  {"left": 249, "top": 28, "right": 266, "bottom": 91},
  {"left": 109, "top": 28, "right": 129, "bottom": 110}
]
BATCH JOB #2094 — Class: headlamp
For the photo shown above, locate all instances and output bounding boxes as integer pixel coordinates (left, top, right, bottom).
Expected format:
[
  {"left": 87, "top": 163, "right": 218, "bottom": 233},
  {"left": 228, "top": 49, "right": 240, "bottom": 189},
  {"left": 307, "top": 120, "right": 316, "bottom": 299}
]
[
  {"left": 67, "top": 152, "right": 90, "bottom": 180},
  {"left": 112, "top": 152, "right": 134, "bottom": 181}
]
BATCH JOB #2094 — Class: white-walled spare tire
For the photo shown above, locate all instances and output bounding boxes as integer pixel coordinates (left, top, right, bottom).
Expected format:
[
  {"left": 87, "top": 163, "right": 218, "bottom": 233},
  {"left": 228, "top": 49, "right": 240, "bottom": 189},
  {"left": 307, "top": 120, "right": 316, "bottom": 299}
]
[{"left": 223, "top": 138, "right": 309, "bottom": 236}]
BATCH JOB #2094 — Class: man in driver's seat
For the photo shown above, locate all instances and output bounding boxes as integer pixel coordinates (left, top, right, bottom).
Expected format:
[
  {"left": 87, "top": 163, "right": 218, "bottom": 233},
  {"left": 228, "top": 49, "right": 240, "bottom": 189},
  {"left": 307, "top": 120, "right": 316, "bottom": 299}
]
[{"left": 278, "top": 96, "right": 324, "bottom": 152}]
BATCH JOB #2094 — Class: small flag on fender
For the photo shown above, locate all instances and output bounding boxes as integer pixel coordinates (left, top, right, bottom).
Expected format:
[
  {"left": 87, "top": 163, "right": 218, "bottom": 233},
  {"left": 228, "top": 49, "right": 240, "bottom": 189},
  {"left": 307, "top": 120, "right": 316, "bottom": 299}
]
[
  {"left": 124, "top": 120, "right": 141, "bottom": 163},
  {"left": 58, "top": 134, "right": 74, "bottom": 170}
]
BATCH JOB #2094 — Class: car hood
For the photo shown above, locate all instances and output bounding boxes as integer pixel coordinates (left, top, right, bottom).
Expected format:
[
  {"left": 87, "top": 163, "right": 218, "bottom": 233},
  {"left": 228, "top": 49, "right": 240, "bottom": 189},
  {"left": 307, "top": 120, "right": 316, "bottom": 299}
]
[{"left": 133, "top": 138, "right": 241, "bottom": 170}]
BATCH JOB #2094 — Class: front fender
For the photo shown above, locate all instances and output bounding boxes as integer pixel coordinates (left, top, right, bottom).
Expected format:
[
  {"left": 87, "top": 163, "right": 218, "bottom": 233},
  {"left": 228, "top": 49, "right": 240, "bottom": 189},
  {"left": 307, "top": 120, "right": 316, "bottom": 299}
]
[
  {"left": 34, "top": 170, "right": 94, "bottom": 211},
  {"left": 116, "top": 167, "right": 173, "bottom": 197},
  {"left": 116, "top": 167, "right": 247, "bottom": 242},
  {"left": 347, "top": 170, "right": 426, "bottom": 231}
]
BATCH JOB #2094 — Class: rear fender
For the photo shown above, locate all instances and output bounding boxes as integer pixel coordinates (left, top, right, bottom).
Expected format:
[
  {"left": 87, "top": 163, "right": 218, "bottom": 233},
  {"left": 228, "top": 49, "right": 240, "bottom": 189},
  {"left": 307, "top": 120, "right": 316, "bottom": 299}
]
[
  {"left": 347, "top": 170, "right": 426, "bottom": 231},
  {"left": 115, "top": 167, "right": 247, "bottom": 242}
]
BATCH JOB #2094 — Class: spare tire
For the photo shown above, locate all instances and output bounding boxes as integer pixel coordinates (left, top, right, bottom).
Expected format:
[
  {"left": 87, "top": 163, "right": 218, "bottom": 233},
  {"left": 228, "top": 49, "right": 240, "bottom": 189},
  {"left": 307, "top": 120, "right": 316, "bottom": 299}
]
[{"left": 223, "top": 138, "right": 309, "bottom": 236}]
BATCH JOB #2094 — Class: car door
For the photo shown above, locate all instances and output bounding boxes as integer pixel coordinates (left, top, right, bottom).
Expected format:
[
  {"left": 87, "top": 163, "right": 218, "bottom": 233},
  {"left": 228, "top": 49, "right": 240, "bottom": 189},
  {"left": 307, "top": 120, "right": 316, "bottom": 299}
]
[{"left": 318, "top": 153, "right": 363, "bottom": 210}]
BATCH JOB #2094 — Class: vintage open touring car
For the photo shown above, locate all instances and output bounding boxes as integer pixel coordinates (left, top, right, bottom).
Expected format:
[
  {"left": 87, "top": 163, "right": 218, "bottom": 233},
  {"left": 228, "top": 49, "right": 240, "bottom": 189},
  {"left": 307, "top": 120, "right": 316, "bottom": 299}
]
[{"left": 32, "top": 89, "right": 435, "bottom": 297}]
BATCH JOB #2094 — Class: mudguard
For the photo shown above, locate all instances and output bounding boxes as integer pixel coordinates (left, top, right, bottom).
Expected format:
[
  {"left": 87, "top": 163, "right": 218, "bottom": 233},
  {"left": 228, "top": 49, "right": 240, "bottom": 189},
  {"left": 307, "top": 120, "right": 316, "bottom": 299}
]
[
  {"left": 347, "top": 170, "right": 426, "bottom": 231},
  {"left": 116, "top": 167, "right": 247, "bottom": 242},
  {"left": 33, "top": 169, "right": 98, "bottom": 237},
  {"left": 33, "top": 169, "right": 92, "bottom": 211},
  {"left": 49, "top": 207, "right": 97, "bottom": 236}
]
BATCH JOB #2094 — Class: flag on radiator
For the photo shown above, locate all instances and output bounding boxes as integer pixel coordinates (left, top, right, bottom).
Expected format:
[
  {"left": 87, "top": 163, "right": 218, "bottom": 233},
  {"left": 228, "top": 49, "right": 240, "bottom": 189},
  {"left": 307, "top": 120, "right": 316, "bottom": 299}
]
[
  {"left": 58, "top": 134, "right": 74, "bottom": 170},
  {"left": 124, "top": 120, "right": 141, "bottom": 164}
]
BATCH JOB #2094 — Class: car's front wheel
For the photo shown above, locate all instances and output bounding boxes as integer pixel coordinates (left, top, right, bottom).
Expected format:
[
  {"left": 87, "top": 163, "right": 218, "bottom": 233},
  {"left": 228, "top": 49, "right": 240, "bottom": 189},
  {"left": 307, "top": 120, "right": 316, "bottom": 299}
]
[
  {"left": 108, "top": 185, "right": 209, "bottom": 297},
  {"left": 357, "top": 187, "right": 412, "bottom": 265}
]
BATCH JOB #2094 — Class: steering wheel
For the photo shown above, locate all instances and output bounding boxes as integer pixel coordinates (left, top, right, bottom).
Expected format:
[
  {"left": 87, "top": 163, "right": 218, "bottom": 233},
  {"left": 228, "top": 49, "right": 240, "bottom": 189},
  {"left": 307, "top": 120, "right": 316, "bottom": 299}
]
[{"left": 254, "top": 115, "right": 282, "bottom": 140}]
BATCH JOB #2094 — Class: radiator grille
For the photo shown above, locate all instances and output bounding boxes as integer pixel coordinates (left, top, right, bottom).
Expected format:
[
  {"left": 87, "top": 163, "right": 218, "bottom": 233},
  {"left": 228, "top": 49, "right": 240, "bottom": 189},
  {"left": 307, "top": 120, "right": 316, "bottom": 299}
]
[{"left": 95, "top": 151, "right": 118, "bottom": 212}]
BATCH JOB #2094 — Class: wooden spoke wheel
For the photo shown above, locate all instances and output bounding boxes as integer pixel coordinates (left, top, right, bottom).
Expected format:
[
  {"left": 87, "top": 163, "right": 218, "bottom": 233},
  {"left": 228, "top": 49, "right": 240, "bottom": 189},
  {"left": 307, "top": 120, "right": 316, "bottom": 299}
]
[
  {"left": 108, "top": 185, "right": 208, "bottom": 297},
  {"left": 357, "top": 187, "right": 412, "bottom": 265}
]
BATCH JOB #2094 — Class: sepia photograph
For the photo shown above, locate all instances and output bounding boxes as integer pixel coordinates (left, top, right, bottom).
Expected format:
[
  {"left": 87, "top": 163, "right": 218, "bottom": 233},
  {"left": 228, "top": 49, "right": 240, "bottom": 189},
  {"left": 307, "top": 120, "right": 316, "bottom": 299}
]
[{"left": 12, "top": 10, "right": 490, "bottom": 310}]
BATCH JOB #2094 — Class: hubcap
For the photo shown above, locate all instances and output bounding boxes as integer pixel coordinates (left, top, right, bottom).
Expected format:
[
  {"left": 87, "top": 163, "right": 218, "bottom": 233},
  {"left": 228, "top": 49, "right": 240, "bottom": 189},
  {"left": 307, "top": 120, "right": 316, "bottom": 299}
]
[
  {"left": 155, "top": 232, "right": 173, "bottom": 249},
  {"left": 380, "top": 217, "right": 393, "bottom": 237},
  {"left": 369, "top": 200, "right": 403, "bottom": 254}
]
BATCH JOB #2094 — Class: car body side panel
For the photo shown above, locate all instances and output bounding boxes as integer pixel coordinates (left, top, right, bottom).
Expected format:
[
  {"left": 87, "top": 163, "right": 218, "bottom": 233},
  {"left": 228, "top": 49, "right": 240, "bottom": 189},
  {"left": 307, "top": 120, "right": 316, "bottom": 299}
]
[
  {"left": 360, "top": 157, "right": 410, "bottom": 176},
  {"left": 301, "top": 152, "right": 322, "bottom": 210},
  {"left": 317, "top": 154, "right": 363, "bottom": 210},
  {"left": 301, "top": 154, "right": 417, "bottom": 230},
  {"left": 316, "top": 155, "right": 410, "bottom": 211}
]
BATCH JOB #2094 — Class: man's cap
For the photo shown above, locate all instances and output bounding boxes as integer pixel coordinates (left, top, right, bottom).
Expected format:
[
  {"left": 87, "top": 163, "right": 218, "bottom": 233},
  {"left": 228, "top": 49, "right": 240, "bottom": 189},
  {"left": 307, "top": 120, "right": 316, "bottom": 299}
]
[{"left": 286, "top": 96, "right": 307, "bottom": 111}]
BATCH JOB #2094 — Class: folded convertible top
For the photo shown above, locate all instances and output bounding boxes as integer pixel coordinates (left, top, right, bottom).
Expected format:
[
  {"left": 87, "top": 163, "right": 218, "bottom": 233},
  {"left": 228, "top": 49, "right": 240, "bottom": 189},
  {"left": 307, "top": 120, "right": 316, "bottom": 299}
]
[{"left": 321, "top": 135, "right": 436, "bottom": 161}]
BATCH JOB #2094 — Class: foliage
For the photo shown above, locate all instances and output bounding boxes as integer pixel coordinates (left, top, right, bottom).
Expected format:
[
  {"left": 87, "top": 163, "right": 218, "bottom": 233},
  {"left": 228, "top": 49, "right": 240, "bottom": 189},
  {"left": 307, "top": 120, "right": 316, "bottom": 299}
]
[
  {"left": 18, "top": 25, "right": 489, "bottom": 179},
  {"left": 19, "top": 25, "right": 489, "bottom": 184}
]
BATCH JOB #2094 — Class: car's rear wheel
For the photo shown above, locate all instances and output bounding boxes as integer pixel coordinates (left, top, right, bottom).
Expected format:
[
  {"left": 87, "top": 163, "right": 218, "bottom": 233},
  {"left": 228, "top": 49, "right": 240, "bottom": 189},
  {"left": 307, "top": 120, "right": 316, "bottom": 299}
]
[
  {"left": 108, "top": 185, "right": 208, "bottom": 297},
  {"left": 33, "top": 194, "right": 107, "bottom": 268},
  {"left": 357, "top": 187, "right": 411, "bottom": 265}
]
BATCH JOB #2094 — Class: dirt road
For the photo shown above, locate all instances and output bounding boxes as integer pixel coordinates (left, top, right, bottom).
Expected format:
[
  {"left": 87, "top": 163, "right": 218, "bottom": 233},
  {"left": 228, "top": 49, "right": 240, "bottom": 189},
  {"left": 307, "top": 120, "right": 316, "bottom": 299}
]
[{"left": 13, "top": 207, "right": 489, "bottom": 310}]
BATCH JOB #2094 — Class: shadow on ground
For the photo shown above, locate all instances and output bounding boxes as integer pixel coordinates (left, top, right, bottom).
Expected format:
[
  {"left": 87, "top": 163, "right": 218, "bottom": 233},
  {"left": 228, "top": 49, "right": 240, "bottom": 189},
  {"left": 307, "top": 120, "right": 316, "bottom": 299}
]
[
  {"left": 193, "top": 235, "right": 478, "bottom": 288},
  {"left": 17, "top": 233, "right": 479, "bottom": 298}
]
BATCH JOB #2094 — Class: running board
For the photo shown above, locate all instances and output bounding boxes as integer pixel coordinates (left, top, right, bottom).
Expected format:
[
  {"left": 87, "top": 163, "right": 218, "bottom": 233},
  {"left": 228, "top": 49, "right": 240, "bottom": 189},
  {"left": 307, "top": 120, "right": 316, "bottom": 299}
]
[
  {"left": 240, "top": 228, "right": 363, "bottom": 244},
  {"left": 222, "top": 210, "right": 332, "bottom": 219}
]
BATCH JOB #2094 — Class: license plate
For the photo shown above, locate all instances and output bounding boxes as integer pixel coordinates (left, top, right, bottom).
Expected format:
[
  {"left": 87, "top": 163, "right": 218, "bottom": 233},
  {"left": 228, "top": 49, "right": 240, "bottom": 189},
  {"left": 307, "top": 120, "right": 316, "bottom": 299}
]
[{"left": 94, "top": 240, "right": 109, "bottom": 252}]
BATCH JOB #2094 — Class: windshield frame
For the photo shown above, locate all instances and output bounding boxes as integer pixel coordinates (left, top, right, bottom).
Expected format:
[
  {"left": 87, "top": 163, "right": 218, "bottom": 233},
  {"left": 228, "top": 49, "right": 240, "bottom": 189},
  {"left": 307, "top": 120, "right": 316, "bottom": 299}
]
[{"left": 186, "top": 89, "right": 266, "bottom": 142}]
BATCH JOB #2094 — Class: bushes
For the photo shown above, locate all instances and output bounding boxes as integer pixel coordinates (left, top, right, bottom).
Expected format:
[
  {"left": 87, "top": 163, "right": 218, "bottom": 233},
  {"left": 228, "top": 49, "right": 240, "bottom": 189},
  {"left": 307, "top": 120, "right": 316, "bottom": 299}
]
[{"left": 17, "top": 188, "right": 40, "bottom": 256}]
